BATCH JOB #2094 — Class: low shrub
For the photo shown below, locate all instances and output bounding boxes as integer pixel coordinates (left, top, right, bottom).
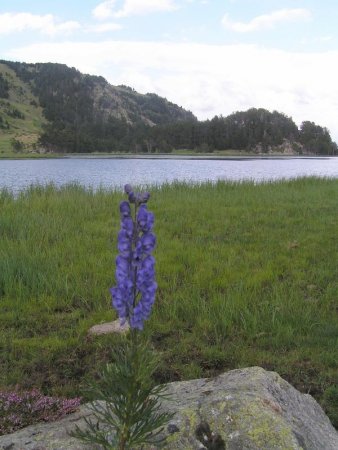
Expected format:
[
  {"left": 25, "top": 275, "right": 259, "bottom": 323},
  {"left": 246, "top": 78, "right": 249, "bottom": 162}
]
[{"left": 0, "top": 389, "right": 81, "bottom": 435}]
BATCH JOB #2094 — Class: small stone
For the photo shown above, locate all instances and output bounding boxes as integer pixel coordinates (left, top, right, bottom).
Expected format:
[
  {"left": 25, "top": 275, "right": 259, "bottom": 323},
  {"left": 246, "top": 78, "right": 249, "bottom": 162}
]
[
  {"left": 307, "top": 284, "right": 317, "bottom": 291},
  {"left": 167, "top": 423, "right": 180, "bottom": 434},
  {"left": 229, "top": 431, "right": 240, "bottom": 440},
  {"left": 3, "top": 444, "right": 14, "bottom": 450},
  {"left": 88, "top": 319, "right": 130, "bottom": 336},
  {"left": 287, "top": 241, "right": 299, "bottom": 249}
]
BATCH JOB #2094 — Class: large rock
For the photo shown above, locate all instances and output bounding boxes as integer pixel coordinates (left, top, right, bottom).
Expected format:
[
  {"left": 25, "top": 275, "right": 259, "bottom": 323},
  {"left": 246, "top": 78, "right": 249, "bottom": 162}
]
[{"left": 1, "top": 367, "right": 337, "bottom": 450}]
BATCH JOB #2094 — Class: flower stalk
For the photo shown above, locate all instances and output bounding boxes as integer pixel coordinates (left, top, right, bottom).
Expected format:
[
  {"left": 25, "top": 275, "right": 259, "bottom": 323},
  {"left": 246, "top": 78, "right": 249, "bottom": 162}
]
[
  {"left": 110, "top": 185, "right": 157, "bottom": 331},
  {"left": 72, "top": 185, "right": 172, "bottom": 449}
]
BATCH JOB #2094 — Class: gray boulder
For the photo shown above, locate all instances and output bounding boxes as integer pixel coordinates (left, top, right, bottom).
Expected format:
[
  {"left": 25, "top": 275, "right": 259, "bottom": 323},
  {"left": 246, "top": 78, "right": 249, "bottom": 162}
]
[{"left": 1, "top": 367, "right": 337, "bottom": 449}]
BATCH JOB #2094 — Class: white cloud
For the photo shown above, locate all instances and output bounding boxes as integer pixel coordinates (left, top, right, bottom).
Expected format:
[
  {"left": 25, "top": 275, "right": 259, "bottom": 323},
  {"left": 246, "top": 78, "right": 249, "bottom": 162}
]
[
  {"left": 301, "top": 35, "right": 333, "bottom": 45},
  {"left": 5, "top": 40, "right": 338, "bottom": 141},
  {"left": 87, "top": 22, "right": 123, "bottom": 33},
  {"left": 317, "top": 36, "right": 333, "bottom": 42},
  {"left": 0, "top": 12, "right": 80, "bottom": 36},
  {"left": 93, "top": 1, "right": 117, "bottom": 20},
  {"left": 93, "top": 0, "right": 178, "bottom": 19},
  {"left": 222, "top": 8, "right": 311, "bottom": 33}
]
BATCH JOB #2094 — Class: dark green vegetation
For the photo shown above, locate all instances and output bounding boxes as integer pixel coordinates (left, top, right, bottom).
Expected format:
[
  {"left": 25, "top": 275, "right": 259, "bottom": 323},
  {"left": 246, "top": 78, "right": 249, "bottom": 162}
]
[
  {"left": 0, "top": 60, "right": 337, "bottom": 156},
  {"left": 164, "top": 112, "right": 336, "bottom": 155},
  {"left": 0, "top": 178, "right": 337, "bottom": 428},
  {"left": 0, "top": 62, "right": 46, "bottom": 155},
  {"left": 71, "top": 338, "right": 173, "bottom": 449},
  {"left": 0, "top": 60, "right": 195, "bottom": 155},
  {"left": 0, "top": 73, "right": 10, "bottom": 99}
]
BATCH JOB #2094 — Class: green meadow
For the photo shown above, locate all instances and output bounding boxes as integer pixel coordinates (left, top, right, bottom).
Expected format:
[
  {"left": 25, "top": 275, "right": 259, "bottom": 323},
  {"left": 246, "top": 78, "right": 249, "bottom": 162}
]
[{"left": 0, "top": 178, "right": 337, "bottom": 427}]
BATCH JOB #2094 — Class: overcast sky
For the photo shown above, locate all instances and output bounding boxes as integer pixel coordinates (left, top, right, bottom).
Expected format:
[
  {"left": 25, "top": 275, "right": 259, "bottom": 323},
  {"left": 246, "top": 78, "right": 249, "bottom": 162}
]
[{"left": 1, "top": 0, "right": 338, "bottom": 140}]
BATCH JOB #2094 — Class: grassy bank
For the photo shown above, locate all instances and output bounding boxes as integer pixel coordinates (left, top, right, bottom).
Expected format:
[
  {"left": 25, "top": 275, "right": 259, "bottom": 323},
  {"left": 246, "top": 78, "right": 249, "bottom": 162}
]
[
  {"left": 0, "top": 179, "right": 337, "bottom": 426},
  {"left": 2, "top": 149, "right": 334, "bottom": 159}
]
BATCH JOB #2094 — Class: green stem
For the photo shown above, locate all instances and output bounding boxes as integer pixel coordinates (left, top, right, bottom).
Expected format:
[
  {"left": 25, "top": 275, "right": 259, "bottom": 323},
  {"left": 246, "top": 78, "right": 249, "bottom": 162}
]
[
  {"left": 118, "top": 330, "right": 139, "bottom": 449},
  {"left": 132, "top": 202, "right": 138, "bottom": 308},
  {"left": 118, "top": 438, "right": 126, "bottom": 450},
  {"left": 119, "top": 204, "right": 140, "bottom": 449}
]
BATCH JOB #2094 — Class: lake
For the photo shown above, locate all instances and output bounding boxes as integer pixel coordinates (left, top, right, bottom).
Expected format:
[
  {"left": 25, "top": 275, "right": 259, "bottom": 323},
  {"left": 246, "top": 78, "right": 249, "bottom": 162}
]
[{"left": 0, "top": 156, "right": 337, "bottom": 193}]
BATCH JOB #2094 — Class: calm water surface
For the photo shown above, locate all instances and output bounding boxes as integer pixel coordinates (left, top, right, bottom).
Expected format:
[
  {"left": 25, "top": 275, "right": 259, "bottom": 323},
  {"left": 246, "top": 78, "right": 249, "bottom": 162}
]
[{"left": 0, "top": 157, "right": 337, "bottom": 193}]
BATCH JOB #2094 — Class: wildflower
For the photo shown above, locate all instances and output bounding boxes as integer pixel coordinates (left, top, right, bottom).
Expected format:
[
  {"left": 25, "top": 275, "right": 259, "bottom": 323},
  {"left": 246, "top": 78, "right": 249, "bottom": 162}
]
[
  {"left": 111, "top": 185, "right": 156, "bottom": 330},
  {"left": 119, "top": 201, "right": 131, "bottom": 217},
  {"left": 73, "top": 185, "right": 171, "bottom": 450},
  {"left": 137, "top": 204, "right": 154, "bottom": 232},
  {"left": 124, "top": 184, "right": 150, "bottom": 206},
  {"left": 0, "top": 389, "right": 80, "bottom": 435}
]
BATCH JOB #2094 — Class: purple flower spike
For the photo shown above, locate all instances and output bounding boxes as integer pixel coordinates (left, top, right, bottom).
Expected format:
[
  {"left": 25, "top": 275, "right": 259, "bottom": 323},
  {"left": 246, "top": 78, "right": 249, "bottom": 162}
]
[
  {"left": 124, "top": 184, "right": 133, "bottom": 194},
  {"left": 120, "top": 201, "right": 131, "bottom": 217},
  {"left": 140, "top": 233, "right": 156, "bottom": 254},
  {"left": 122, "top": 217, "right": 134, "bottom": 238},
  {"left": 139, "top": 192, "right": 150, "bottom": 204},
  {"left": 111, "top": 185, "right": 157, "bottom": 330},
  {"left": 137, "top": 205, "right": 154, "bottom": 232},
  {"left": 117, "top": 230, "right": 132, "bottom": 256},
  {"left": 128, "top": 191, "right": 137, "bottom": 204},
  {"left": 124, "top": 185, "right": 150, "bottom": 205}
]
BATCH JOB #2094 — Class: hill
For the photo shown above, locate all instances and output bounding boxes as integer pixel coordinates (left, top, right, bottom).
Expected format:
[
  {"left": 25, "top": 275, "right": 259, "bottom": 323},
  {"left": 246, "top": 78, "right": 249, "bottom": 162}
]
[
  {"left": 0, "top": 60, "right": 337, "bottom": 155},
  {"left": 150, "top": 109, "right": 337, "bottom": 155},
  {"left": 0, "top": 62, "right": 46, "bottom": 154},
  {"left": 0, "top": 60, "right": 196, "bottom": 154}
]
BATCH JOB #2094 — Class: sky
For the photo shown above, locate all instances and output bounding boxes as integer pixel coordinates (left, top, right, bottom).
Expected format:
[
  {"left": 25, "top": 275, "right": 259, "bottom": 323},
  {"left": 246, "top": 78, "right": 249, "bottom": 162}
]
[{"left": 1, "top": 0, "right": 338, "bottom": 140}]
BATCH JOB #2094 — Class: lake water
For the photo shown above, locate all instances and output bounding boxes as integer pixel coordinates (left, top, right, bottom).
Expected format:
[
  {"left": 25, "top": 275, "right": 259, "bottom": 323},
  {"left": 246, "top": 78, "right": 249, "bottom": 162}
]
[{"left": 0, "top": 156, "right": 337, "bottom": 193}]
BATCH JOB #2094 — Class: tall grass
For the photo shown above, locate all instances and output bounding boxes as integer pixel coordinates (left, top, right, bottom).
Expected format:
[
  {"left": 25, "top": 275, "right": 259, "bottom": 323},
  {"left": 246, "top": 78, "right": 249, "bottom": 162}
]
[{"left": 0, "top": 178, "right": 337, "bottom": 425}]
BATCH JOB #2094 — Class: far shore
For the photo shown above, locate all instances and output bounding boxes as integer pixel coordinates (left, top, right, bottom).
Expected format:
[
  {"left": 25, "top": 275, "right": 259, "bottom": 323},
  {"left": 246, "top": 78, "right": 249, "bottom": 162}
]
[{"left": 0, "top": 151, "right": 336, "bottom": 161}]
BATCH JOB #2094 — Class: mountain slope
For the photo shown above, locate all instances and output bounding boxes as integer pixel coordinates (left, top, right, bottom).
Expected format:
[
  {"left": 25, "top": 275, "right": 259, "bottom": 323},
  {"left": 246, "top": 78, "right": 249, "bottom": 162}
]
[
  {"left": 0, "top": 63, "right": 45, "bottom": 154},
  {"left": 0, "top": 60, "right": 196, "bottom": 153}
]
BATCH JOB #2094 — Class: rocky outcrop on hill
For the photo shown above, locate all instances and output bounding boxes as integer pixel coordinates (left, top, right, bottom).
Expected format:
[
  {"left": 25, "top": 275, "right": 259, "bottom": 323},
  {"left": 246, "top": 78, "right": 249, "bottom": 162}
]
[{"left": 1, "top": 367, "right": 337, "bottom": 450}]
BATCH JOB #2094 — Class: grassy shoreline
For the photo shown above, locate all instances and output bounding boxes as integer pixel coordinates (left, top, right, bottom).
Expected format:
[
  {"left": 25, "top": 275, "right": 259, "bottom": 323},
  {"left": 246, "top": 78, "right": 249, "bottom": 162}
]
[
  {"left": 1, "top": 149, "right": 337, "bottom": 160},
  {"left": 0, "top": 178, "right": 337, "bottom": 427}
]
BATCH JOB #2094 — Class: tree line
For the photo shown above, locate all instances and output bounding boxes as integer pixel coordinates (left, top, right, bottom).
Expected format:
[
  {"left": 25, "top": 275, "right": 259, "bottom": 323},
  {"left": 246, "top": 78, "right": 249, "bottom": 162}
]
[
  {"left": 40, "top": 108, "right": 338, "bottom": 155},
  {"left": 0, "top": 73, "right": 9, "bottom": 99},
  {"left": 117, "top": 110, "right": 337, "bottom": 155},
  {"left": 38, "top": 103, "right": 337, "bottom": 155}
]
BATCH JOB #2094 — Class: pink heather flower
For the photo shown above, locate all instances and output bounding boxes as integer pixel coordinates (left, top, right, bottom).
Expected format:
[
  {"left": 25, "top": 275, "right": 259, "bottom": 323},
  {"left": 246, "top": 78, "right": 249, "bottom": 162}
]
[{"left": 0, "top": 389, "right": 81, "bottom": 435}]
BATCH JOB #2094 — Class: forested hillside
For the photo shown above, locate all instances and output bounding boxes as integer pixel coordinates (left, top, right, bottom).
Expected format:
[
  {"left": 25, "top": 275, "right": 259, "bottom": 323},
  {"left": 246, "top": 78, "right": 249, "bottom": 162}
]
[
  {"left": 145, "top": 109, "right": 337, "bottom": 155},
  {"left": 0, "top": 60, "right": 337, "bottom": 155},
  {"left": 0, "top": 60, "right": 196, "bottom": 153}
]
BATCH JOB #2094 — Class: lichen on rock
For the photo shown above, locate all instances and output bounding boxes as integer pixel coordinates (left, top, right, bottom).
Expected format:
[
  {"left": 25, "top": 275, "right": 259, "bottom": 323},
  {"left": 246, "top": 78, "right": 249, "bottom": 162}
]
[{"left": 1, "top": 367, "right": 337, "bottom": 450}]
